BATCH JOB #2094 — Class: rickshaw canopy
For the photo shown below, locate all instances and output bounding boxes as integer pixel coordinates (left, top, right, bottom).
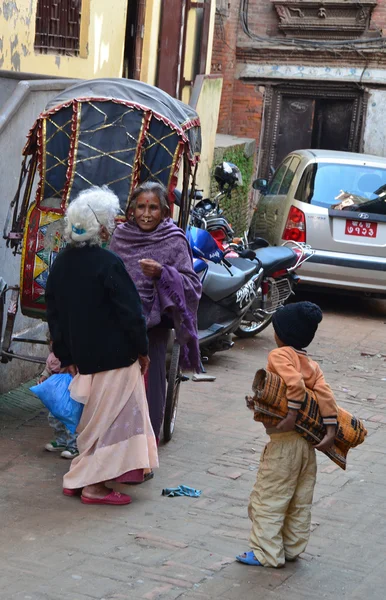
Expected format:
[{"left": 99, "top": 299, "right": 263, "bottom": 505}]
[
  {"left": 8, "top": 78, "right": 201, "bottom": 320},
  {"left": 24, "top": 78, "right": 201, "bottom": 212}
]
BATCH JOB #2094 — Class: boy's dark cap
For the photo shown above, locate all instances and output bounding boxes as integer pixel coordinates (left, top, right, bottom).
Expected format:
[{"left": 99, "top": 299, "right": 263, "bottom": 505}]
[{"left": 272, "top": 301, "right": 323, "bottom": 350}]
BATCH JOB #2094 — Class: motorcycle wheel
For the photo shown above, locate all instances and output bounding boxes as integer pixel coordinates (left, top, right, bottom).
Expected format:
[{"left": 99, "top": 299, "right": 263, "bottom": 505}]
[
  {"left": 163, "top": 341, "right": 181, "bottom": 443},
  {"left": 234, "top": 314, "right": 273, "bottom": 339}
]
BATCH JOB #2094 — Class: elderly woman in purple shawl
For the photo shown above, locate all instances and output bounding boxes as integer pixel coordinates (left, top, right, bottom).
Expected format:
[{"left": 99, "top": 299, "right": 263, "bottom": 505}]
[{"left": 110, "top": 181, "right": 202, "bottom": 457}]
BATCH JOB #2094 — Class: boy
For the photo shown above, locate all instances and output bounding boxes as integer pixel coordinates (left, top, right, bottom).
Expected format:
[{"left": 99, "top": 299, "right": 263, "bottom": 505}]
[
  {"left": 39, "top": 338, "right": 79, "bottom": 459},
  {"left": 237, "top": 301, "right": 337, "bottom": 568}
]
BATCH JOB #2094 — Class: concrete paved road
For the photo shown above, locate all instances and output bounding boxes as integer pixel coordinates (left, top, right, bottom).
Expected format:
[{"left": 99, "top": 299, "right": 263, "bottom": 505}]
[{"left": 1, "top": 295, "right": 386, "bottom": 600}]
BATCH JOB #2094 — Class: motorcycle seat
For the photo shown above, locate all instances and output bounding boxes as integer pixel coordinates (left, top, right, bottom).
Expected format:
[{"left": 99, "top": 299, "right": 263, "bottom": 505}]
[
  {"left": 204, "top": 262, "right": 258, "bottom": 302},
  {"left": 254, "top": 246, "right": 297, "bottom": 276},
  {"left": 227, "top": 257, "right": 260, "bottom": 279}
]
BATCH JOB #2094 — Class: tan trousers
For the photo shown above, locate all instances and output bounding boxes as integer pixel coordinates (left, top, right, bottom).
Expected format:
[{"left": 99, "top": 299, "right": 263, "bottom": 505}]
[{"left": 248, "top": 431, "right": 317, "bottom": 568}]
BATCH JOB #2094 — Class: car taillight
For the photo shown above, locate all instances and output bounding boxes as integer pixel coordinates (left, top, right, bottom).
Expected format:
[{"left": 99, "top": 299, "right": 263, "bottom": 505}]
[{"left": 283, "top": 206, "right": 306, "bottom": 243}]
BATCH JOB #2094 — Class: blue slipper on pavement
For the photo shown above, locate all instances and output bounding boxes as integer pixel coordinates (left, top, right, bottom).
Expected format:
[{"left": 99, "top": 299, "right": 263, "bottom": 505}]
[{"left": 236, "top": 551, "right": 262, "bottom": 566}]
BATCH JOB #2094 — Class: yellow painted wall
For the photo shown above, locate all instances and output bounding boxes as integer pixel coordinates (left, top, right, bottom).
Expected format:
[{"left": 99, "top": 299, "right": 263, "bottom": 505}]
[
  {"left": 205, "top": 0, "right": 216, "bottom": 74},
  {"left": 141, "top": 0, "right": 216, "bottom": 101},
  {"left": 192, "top": 76, "right": 223, "bottom": 196},
  {"left": 181, "top": 4, "right": 216, "bottom": 103},
  {"left": 141, "top": 0, "right": 161, "bottom": 86},
  {"left": 0, "top": 0, "right": 128, "bottom": 78}
]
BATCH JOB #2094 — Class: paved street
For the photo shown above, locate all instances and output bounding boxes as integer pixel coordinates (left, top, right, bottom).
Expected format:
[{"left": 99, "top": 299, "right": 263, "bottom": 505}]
[{"left": 1, "top": 293, "right": 386, "bottom": 600}]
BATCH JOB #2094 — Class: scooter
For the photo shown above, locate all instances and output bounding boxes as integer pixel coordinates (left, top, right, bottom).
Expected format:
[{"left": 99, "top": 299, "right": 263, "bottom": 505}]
[
  {"left": 187, "top": 226, "right": 263, "bottom": 357},
  {"left": 187, "top": 225, "right": 312, "bottom": 355}
]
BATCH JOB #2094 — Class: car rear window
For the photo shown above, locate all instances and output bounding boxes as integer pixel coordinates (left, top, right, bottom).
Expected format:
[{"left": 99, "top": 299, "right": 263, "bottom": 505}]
[{"left": 295, "top": 162, "right": 386, "bottom": 211}]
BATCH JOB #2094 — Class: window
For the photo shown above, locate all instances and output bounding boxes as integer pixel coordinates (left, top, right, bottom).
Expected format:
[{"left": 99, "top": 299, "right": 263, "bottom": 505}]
[
  {"left": 267, "top": 158, "right": 292, "bottom": 195},
  {"left": 278, "top": 156, "right": 301, "bottom": 196},
  {"left": 295, "top": 162, "right": 386, "bottom": 209},
  {"left": 35, "top": 0, "right": 82, "bottom": 56}
]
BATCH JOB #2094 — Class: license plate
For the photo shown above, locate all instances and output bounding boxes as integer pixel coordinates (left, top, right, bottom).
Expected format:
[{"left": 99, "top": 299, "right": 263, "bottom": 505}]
[{"left": 345, "top": 219, "right": 378, "bottom": 238}]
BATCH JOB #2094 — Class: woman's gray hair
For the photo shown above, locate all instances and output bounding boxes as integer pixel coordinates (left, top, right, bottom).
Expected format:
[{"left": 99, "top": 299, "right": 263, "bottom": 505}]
[
  {"left": 64, "top": 186, "right": 120, "bottom": 246},
  {"left": 127, "top": 181, "right": 170, "bottom": 217}
]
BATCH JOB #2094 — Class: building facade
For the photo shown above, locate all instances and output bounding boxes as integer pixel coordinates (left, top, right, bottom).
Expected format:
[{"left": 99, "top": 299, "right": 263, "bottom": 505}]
[
  {"left": 0, "top": 0, "right": 221, "bottom": 394},
  {"left": 0, "top": 0, "right": 215, "bottom": 99},
  {"left": 212, "top": 0, "right": 386, "bottom": 178},
  {"left": 0, "top": 0, "right": 128, "bottom": 78}
]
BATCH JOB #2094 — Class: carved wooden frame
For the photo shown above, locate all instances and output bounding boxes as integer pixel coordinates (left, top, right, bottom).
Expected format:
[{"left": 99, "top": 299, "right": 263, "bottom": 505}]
[
  {"left": 271, "top": 0, "right": 378, "bottom": 40},
  {"left": 259, "top": 82, "right": 368, "bottom": 179}
]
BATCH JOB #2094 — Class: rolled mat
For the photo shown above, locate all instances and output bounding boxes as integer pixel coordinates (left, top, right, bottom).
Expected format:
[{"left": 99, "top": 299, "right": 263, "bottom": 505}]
[{"left": 248, "top": 369, "right": 367, "bottom": 470}]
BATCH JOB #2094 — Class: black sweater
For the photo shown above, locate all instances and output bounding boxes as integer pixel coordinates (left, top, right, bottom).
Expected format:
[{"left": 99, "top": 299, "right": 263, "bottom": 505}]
[{"left": 45, "top": 245, "right": 148, "bottom": 374}]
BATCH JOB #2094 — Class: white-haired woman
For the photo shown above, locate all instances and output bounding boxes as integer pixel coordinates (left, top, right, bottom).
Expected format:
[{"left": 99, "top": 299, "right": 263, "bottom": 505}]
[{"left": 45, "top": 186, "right": 158, "bottom": 505}]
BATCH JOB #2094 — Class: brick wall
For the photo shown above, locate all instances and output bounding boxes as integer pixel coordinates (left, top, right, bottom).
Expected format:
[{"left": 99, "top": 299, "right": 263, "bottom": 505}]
[
  {"left": 211, "top": 2, "right": 239, "bottom": 133},
  {"left": 230, "top": 79, "right": 264, "bottom": 142},
  {"left": 238, "top": 0, "right": 279, "bottom": 41},
  {"left": 211, "top": 0, "right": 386, "bottom": 145},
  {"left": 372, "top": 0, "right": 386, "bottom": 35},
  {"left": 211, "top": 3, "right": 264, "bottom": 142}
]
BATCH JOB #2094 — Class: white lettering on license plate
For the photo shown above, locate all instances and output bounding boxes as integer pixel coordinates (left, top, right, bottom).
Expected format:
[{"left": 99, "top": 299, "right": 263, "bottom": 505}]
[{"left": 345, "top": 219, "right": 378, "bottom": 238}]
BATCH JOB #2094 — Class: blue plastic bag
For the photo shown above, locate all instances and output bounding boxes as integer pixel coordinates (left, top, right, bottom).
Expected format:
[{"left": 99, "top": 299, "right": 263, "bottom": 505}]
[{"left": 30, "top": 373, "right": 83, "bottom": 434}]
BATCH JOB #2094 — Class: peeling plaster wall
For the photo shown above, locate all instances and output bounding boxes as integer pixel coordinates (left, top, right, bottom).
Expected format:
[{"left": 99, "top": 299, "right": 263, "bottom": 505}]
[
  {"left": 191, "top": 75, "right": 223, "bottom": 196},
  {"left": 0, "top": 79, "right": 74, "bottom": 393},
  {"left": 0, "top": 74, "right": 18, "bottom": 105},
  {"left": 141, "top": 0, "right": 161, "bottom": 86},
  {"left": 363, "top": 89, "right": 386, "bottom": 157},
  {"left": 0, "top": 0, "right": 127, "bottom": 78}
]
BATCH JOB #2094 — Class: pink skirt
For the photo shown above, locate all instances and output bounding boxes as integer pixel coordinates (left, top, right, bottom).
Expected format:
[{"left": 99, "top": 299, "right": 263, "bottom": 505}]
[{"left": 63, "top": 362, "right": 158, "bottom": 490}]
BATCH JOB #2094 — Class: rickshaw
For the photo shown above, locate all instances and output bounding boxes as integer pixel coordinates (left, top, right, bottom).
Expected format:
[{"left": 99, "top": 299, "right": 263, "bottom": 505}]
[{"left": 1, "top": 78, "right": 202, "bottom": 442}]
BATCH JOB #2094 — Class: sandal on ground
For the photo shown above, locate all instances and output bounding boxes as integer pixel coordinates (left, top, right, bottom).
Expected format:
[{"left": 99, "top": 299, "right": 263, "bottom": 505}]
[
  {"left": 236, "top": 551, "right": 262, "bottom": 566},
  {"left": 63, "top": 487, "right": 82, "bottom": 497},
  {"left": 125, "top": 470, "right": 154, "bottom": 485},
  {"left": 81, "top": 491, "right": 132, "bottom": 505}
]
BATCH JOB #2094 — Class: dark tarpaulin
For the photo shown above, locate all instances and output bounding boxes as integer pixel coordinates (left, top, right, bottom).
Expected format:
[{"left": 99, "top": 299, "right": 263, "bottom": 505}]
[
  {"left": 43, "top": 78, "right": 201, "bottom": 158},
  {"left": 25, "top": 78, "right": 201, "bottom": 211}
]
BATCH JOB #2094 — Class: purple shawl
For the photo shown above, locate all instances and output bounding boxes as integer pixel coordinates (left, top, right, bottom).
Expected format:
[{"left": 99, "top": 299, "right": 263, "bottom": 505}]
[{"left": 109, "top": 218, "right": 202, "bottom": 371}]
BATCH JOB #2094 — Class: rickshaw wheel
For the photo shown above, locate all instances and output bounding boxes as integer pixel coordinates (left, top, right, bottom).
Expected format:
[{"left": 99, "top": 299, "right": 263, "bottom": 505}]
[{"left": 163, "top": 341, "right": 181, "bottom": 443}]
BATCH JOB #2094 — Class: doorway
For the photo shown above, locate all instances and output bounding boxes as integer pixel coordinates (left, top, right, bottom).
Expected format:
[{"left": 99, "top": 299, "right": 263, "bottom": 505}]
[
  {"left": 123, "top": 0, "right": 146, "bottom": 79},
  {"left": 259, "top": 83, "right": 367, "bottom": 179}
]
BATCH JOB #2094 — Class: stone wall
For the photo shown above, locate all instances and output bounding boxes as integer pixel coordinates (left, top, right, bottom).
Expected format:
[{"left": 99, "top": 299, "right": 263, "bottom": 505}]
[{"left": 211, "top": 133, "right": 256, "bottom": 235}]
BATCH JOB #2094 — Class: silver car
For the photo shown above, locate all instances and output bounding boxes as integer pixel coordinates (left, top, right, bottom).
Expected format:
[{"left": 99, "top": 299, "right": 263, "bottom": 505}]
[{"left": 250, "top": 149, "right": 386, "bottom": 297}]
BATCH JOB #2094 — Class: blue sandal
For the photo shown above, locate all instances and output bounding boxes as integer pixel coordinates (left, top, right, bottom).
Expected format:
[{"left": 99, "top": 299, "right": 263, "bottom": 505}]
[{"left": 236, "top": 551, "right": 262, "bottom": 566}]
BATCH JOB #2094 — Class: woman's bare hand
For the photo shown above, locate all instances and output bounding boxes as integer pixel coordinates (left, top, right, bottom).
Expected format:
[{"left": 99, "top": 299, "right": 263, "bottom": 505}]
[
  {"left": 139, "top": 259, "right": 163, "bottom": 279},
  {"left": 60, "top": 364, "right": 78, "bottom": 377},
  {"left": 138, "top": 354, "right": 150, "bottom": 376}
]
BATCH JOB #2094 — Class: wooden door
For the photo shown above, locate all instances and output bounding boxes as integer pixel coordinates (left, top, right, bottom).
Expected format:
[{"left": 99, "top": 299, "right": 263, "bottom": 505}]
[
  {"left": 123, "top": 0, "right": 146, "bottom": 79},
  {"left": 275, "top": 96, "right": 315, "bottom": 166},
  {"left": 259, "top": 85, "right": 367, "bottom": 180},
  {"left": 157, "top": 0, "right": 184, "bottom": 97},
  {"left": 312, "top": 99, "right": 354, "bottom": 151}
]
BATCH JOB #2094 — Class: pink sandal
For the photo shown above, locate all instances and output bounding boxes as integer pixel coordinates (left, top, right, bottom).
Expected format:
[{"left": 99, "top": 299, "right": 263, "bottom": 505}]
[
  {"left": 63, "top": 487, "right": 82, "bottom": 497},
  {"left": 81, "top": 490, "right": 132, "bottom": 505}
]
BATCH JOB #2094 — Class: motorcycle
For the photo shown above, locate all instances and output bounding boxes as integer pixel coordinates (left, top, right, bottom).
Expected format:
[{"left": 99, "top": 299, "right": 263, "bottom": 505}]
[
  {"left": 187, "top": 225, "right": 312, "bottom": 357},
  {"left": 184, "top": 162, "right": 312, "bottom": 339}
]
